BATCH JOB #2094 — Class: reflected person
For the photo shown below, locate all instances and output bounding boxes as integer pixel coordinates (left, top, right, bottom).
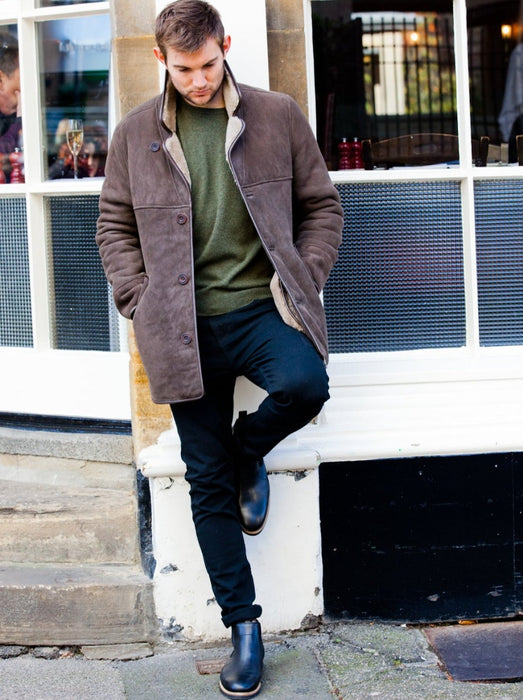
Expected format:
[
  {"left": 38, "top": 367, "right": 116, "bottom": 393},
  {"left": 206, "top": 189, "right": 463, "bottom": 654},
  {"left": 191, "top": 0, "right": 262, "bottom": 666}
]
[{"left": 0, "top": 33, "right": 21, "bottom": 154}]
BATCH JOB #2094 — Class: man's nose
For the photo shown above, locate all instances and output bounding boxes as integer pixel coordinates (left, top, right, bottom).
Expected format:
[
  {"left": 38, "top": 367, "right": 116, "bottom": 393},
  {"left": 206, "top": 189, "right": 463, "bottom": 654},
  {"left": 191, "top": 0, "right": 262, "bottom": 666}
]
[{"left": 192, "top": 71, "right": 206, "bottom": 87}]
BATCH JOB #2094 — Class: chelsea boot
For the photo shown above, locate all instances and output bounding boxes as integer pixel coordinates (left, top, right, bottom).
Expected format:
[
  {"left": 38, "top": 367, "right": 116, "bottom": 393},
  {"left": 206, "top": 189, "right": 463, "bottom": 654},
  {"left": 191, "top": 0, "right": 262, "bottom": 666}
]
[
  {"left": 219, "top": 620, "right": 264, "bottom": 699},
  {"left": 233, "top": 412, "right": 270, "bottom": 536}
]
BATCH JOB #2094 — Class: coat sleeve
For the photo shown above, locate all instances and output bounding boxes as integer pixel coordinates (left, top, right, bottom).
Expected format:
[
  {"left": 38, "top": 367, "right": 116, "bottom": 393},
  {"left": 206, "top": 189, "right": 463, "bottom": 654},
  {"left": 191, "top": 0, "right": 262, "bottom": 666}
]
[
  {"left": 96, "top": 123, "right": 147, "bottom": 319},
  {"left": 288, "top": 97, "right": 343, "bottom": 292}
]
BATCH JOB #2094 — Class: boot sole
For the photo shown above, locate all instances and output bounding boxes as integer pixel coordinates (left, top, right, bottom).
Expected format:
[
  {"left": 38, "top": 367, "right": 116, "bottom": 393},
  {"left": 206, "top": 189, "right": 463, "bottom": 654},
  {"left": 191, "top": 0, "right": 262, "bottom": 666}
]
[{"left": 219, "top": 680, "right": 261, "bottom": 699}]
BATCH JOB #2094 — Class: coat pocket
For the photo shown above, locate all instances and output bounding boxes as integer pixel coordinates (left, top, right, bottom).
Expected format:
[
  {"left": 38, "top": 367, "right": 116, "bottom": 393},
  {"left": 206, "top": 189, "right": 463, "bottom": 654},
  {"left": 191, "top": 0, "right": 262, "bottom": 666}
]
[
  {"left": 269, "top": 272, "right": 304, "bottom": 332},
  {"left": 113, "top": 274, "right": 149, "bottom": 319}
]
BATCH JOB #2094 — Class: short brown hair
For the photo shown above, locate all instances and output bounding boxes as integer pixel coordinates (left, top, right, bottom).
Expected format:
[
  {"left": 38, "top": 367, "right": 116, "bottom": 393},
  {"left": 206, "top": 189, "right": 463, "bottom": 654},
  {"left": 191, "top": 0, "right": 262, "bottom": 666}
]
[
  {"left": 0, "top": 33, "right": 19, "bottom": 77},
  {"left": 155, "top": 0, "right": 225, "bottom": 57}
]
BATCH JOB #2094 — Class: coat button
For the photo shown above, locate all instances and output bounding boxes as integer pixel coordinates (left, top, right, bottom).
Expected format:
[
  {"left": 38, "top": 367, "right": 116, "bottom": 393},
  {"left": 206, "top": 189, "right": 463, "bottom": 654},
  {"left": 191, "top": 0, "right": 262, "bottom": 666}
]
[
  {"left": 178, "top": 273, "right": 189, "bottom": 285},
  {"left": 177, "top": 214, "right": 188, "bottom": 225},
  {"left": 150, "top": 142, "right": 161, "bottom": 152},
  {"left": 181, "top": 333, "right": 192, "bottom": 344}
]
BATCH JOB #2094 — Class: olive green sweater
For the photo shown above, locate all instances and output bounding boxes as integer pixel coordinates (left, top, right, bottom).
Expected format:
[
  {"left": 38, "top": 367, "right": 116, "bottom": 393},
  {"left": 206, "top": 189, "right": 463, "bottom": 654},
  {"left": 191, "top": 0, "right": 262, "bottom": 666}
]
[{"left": 177, "top": 99, "right": 273, "bottom": 315}]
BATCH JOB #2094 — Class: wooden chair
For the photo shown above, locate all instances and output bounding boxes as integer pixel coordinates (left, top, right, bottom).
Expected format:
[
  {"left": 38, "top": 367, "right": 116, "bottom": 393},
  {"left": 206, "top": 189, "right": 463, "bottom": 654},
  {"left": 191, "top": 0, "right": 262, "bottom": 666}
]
[{"left": 361, "top": 133, "right": 490, "bottom": 169}]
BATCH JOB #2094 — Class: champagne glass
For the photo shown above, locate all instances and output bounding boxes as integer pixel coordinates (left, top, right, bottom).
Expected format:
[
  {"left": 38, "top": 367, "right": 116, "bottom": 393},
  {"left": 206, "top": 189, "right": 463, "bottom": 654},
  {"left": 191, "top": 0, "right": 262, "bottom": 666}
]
[{"left": 66, "top": 119, "right": 84, "bottom": 179}]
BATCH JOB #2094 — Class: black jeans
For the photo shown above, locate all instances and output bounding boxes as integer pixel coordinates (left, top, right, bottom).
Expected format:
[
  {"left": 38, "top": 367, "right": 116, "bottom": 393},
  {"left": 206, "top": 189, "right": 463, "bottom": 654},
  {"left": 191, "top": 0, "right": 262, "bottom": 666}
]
[{"left": 170, "top": 298, "right": 330, "bottom": 627}]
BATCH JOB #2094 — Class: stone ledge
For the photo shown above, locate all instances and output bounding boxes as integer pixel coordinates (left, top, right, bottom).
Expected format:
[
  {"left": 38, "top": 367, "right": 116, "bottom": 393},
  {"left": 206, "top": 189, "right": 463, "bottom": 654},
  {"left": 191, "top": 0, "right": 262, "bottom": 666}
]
[
  {"left": 0, "top": 427, "right": 133, "bottom": 465},
  {"left": 0, "top": 563, "right": 157, "bottom": 646},
  {"left": 138, "top": 427, "right": 321, "bottom": 479}
]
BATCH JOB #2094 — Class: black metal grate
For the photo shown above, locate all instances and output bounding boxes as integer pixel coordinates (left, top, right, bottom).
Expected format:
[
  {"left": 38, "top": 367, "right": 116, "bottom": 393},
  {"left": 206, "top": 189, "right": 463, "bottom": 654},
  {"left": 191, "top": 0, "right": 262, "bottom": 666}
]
[
  {"left": 475, "top": 180, "right": 523, "bottom": 346},
  {"left": 325, "top": 181, "right": 466, "bottom": 353},
  {"left": 0, "top": 197, "right": 33, "bottom": 347},
  {"left": 48, "top": 195, "right": 118, "bottom": 351}
]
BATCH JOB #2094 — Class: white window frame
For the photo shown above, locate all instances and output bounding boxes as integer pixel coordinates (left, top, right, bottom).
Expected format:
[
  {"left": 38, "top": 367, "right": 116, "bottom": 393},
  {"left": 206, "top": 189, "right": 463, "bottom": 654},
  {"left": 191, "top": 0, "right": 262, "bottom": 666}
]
[
  {"left": 305, "top": 0, "right": 523, "bottom": 460},
  {"left": 0, "top": 0, "right": 131, "bottom": 420}
]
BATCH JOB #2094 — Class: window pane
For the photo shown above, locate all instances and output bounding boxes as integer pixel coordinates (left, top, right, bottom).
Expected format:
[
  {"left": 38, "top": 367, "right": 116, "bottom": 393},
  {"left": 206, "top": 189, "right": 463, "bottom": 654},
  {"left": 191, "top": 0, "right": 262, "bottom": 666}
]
[
  {"left": 0, "top": 196, "right": 33, "bottom": 347},
  {"left": 38, "top": 15, "right": 110, "bottom": 180},
  {"left": 37, "top": 1, "right": 104, "bottom": 7},
  {"left": 46, "top": 195, "right": 119, "bottom": 351},
  {"left": 312, "top": 2, "right": 457, "bottom": 169},
  {"left": 324, "top": 181, "right": 466, "bottom": 353},
  {"left": 467, "top": 0, "right": 523, "bottom": 163},
  {"left": 475, "top": 180, "right": 523, "bottom": 345},
  {"left": 0, "top": 24, "right": 23, "bottom": 183}
]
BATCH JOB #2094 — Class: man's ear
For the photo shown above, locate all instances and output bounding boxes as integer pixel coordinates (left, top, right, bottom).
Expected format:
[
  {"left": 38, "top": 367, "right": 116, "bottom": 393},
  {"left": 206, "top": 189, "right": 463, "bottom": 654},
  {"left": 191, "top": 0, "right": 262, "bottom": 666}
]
[
  {"left": 222, "top": 35, "right": 231, "bottom": 57},
  {"left": 153, "top": 47, "right": 166, "bottom": 67}
]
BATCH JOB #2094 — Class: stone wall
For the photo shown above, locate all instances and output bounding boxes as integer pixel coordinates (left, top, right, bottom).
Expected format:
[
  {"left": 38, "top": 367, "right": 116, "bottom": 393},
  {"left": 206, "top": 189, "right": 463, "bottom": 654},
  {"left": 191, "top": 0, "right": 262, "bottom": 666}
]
[
  {"left": 110, "top": 0, "right": 173, "bottom": 458},
  {"left": 266, "top": 0, "right": 308, "bottom": 115}
]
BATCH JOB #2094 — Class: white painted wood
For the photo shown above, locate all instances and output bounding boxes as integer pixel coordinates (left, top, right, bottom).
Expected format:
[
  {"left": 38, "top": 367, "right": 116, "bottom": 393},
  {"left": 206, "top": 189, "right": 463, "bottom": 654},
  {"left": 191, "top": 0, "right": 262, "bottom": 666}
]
[
  {"left": 0, "top": 349, "right": 131, "bottom": 420},
  {"left": 0, "top": 1, "right": 128, "bottom": 420}
]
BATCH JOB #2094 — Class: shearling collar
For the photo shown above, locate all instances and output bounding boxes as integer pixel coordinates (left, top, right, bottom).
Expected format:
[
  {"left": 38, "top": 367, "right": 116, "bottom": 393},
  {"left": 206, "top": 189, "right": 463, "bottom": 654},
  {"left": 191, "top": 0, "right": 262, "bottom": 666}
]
[
  {"left": 158, "top": 61, "right": 243, "bottom": 185},
  {"left": 159, "top": 60, "right": 241, "bottom": 134}
]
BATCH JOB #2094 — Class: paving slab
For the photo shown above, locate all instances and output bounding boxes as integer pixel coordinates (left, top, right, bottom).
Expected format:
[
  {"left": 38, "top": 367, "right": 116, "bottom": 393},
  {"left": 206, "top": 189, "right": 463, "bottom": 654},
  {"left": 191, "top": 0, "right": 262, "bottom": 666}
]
[
  {"left": 424, "top": 621, "right": 523, "bottom": 682},
  {"left": 1, "top": 622, "right": 523, "bottom": 699},
  {"left": 0, "top": 655, "right": 125, "bottom": 700},
  {"left": 119, "top": 637, "right": 333, "bottom": 699},
  {"left": 318, "top": 622, "right": 523, "bottom": 699}
]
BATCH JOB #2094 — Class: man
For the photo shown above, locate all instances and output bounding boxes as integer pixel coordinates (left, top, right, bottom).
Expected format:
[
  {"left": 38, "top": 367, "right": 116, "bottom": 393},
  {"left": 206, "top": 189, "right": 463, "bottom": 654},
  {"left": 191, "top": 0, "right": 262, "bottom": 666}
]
[
  {"left": 0, "top": 32, "right": 22, "bottom": 153},
  {"left": 97, "top": 1, "right": 342, "bottom": 697}
]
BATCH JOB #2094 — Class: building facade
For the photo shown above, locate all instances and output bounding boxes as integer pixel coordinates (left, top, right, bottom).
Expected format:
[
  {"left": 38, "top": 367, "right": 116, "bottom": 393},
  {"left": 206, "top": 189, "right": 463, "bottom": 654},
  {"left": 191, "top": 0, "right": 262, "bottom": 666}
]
[{"left": 1, "top": 0, "right": 522, "bottom": 641}]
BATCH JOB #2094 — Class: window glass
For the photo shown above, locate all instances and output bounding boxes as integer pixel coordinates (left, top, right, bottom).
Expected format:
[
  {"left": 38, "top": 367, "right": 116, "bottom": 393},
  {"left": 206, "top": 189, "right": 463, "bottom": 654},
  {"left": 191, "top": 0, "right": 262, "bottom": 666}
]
[
  {"left": 475, "top": 180, "right": 523, "bottom": 345},
  {"left": 0, "top": 24, "right": 23, "bottom": 183},
  {"left": 46, "top": 194, "right": 119, "bottom": 351},
  {"left": 37, "top": 1, "right": 104, "bottom": 7},
  {"left": 312, "top": 2, "right": 457, "bottom": 169},
  {"left": 468, "top": 0, "right": 523, "bottom": 163},
  {"left": 325, "top": 181, "right": 466, "bottom": 352},
  {"left": 38, "top": 14, "right": 110, "bottom": 180},
  {"left": 0, "top": 196, "right": 32, "bottom": 347}
]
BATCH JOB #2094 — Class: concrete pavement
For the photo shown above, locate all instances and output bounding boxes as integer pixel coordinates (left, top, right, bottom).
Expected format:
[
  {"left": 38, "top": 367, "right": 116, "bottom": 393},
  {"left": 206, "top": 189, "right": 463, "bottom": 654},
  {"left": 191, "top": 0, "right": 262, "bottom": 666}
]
[{"left": 1, "top": 621, "right": 522, "bottom": 699}]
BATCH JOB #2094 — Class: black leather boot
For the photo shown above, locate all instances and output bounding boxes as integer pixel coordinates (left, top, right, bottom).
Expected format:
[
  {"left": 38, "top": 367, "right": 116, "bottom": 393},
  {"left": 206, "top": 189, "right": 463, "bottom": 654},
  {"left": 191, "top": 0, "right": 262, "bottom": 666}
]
[
  {"left": 233, "top": 413, "right": 270, "bottom": 536},
  {"left": 219, "top": 620, "right": 264, "bottom": 699}
]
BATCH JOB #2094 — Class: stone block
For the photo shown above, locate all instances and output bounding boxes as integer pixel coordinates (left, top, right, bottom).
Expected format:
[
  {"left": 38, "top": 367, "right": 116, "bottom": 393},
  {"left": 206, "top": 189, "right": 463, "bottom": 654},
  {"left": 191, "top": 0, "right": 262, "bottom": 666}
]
[
  {"left": 0, "top": 564, "right": 157, "bottom": 646},
  {"left": 110, "top": 0, "right": 156, "bottom": 38},
  {"left": 266, "top": 0, "right": 304, "bottom": 32},
  {"left": 267, "top": 29, "right": 308, "bottom": 112},
  {"left": 113, "top": 36, "right": 159, "bottom": 120},
  {"left": 0, "top": 479, "right": 139, "bottom": 564},
  {"left": 0, "top": 454, "right": 134, "bottom": 491},
  {"left": 81, "top": 642, "right": 154, "bottom": 660},
  {"left": 0, "top": 428, "right": 133, "bottom": 464}
]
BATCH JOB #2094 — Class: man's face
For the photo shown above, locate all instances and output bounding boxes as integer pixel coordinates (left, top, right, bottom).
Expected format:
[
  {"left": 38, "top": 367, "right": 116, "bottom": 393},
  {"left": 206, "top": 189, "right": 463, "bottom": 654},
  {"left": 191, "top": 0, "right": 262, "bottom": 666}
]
[
  {"left": 155, "top": 35, "right": 231, "bottom": 109},
  {"left": 0, "top": 67, "right": 20, "bottom": 115}
]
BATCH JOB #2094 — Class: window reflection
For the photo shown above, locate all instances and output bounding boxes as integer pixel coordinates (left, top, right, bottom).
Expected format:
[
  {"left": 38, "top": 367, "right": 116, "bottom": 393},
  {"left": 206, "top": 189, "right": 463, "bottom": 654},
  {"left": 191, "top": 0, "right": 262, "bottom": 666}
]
[
  {"left": 38, "top": 15, "right": 110, "bottom": 180},
  {"left": 312, "top": 2, "right": 457, "bottom": 168},
  {"left": 38, "top": 1, "right": 103, "bottom": 7},
  {"left": 0, "top": 26, "right": 23, "bottom": 183},
  {"left": 468, "top": 0, "right": 523, "bottom": 163},
  {"left": 312, "top": 2, "right": 457, "bottom": 169}
]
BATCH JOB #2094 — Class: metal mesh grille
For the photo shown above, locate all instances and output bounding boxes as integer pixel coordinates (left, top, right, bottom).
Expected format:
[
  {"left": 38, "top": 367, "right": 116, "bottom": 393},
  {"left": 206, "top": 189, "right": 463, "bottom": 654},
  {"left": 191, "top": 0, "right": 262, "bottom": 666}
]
[
  {"left": 325, "top": 181, "right": 466, "bottom": 353},
  {"left": 47, "top": 195, "right": 118, "bottom": 351},
  {"left": 475, "top": 180, "right": 523, "bottom": 346},
  {"left": 0, "top": 197, "right": 33, "bottom": 347}
]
